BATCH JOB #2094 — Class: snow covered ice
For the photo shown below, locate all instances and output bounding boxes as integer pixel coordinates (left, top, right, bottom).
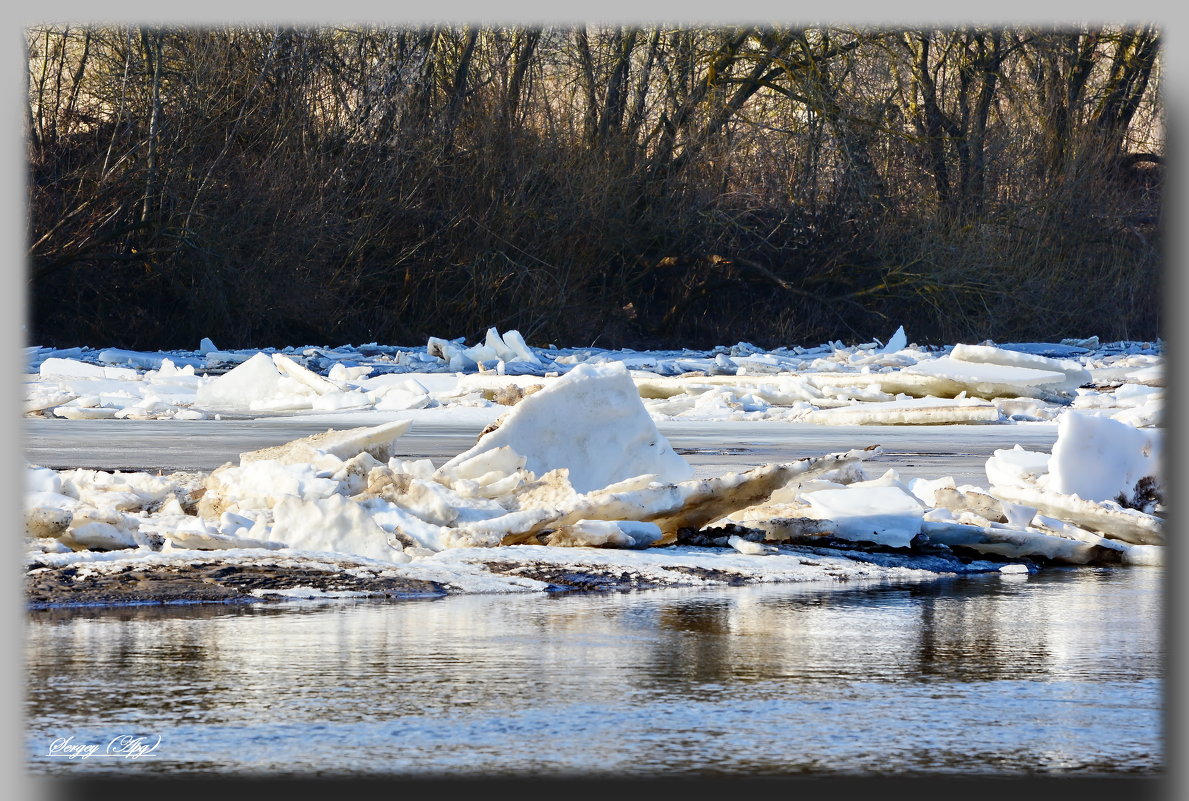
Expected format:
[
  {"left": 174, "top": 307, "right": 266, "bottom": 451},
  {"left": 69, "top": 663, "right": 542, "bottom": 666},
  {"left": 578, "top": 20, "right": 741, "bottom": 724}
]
[{"left": 23, "top": 328, "right": 1165, "bottom": 603}]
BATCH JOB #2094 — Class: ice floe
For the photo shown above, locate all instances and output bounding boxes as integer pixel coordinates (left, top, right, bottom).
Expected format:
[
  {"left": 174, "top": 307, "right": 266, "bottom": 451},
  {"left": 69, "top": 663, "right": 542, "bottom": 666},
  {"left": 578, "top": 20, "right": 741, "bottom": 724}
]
[{"left": 24, "top": 327, "right": 1162, "bottom": 428}]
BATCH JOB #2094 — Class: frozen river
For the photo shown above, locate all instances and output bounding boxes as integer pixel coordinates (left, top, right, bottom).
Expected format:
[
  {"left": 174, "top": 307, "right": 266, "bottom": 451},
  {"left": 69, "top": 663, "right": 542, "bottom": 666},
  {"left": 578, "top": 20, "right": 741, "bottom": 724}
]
[
  {"left": 26, "top": 565, "right": 1161, "bottom": 777},
  {"left": 23, "top": 416, "right": 1061, "bottom": 488}
]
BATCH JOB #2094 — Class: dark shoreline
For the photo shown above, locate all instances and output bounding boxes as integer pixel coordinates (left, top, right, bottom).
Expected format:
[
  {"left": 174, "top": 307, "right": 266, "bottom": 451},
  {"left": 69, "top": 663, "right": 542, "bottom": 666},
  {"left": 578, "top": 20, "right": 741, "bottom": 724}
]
[{"left": 23, "top": 538, "right": 1038, "bottom": 612}]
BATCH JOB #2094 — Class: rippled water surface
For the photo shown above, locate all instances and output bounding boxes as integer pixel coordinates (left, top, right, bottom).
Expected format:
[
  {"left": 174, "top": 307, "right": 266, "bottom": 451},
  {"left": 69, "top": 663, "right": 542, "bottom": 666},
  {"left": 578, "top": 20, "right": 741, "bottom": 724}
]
[{"left": 25, "top": 567, "right": 1163, "bottom": 777}]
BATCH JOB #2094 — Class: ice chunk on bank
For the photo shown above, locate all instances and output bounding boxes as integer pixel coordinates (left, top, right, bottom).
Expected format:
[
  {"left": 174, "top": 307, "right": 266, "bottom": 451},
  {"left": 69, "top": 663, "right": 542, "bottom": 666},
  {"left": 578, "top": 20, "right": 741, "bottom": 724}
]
[
  {"left": 921, "top": 520, "right": 1112, "bottom": 565},
  {"left": 440, "top": 362, "right": 693, "bottom": 493},
  {"left": 1047, "top": 412, "right": 1161, "bottom": 509},
  {"left": 267, "top": 494, "right": 409, "bottom": 563},
  {"left": 989, "top": 482, "right": 1162, "bottom": 546},
  {"left": 800, "top": 485, "right": 923, "bottom": 548},
  {"left": 985, "top": 445, "right": 1051, "bottom": 489},
  {"left": 544, "top": 519, "right": 663, "bottom": 548}
]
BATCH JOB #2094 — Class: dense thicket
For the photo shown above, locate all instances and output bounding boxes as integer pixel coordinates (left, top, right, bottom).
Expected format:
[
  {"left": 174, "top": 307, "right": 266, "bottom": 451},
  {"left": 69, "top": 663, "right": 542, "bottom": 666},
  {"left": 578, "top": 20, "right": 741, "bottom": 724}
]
[{"left": 26, "top": 25, "right": 1162, "bottom": 350}]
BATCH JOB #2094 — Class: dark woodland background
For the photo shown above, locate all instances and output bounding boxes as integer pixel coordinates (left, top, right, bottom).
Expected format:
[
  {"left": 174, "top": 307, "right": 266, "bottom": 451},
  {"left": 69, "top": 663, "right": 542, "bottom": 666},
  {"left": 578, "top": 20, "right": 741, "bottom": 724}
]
[{"left": 25, "top": 25, "right": 1162, "bottom": 351}]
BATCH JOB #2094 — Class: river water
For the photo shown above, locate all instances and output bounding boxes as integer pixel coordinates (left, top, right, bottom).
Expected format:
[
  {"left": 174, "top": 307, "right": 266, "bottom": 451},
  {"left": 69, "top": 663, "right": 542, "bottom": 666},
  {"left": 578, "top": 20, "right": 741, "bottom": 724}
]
[{"left": 25, "top": 565, "right": 1163, "bottom": 778}]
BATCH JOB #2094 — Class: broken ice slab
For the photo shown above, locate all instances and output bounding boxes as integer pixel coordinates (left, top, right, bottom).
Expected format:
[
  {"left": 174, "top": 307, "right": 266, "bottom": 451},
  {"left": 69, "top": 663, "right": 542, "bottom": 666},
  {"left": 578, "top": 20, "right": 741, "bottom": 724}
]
[
  {"left": 800, "top": 396, "right": 1000, "bottom": 425},
  {"left": 988, "top": 483, "right": 1162, "bottom": 546},
  {"left": 947, "top": 343, "right": 1091, "bottom": 391},
  {"left": 920, "top": 520, "right": 1120, "bottom": 565},
  {"left": 40, "top": 358, "right": 140, "bottom": 381},
  {"left": 423, "top": 447, "right": 882, "bottom": 550},
  {"left": 237, "top": 419, "right": 413, "bottom": 465},
  {"left": 904, "top": 357, "right": 1073, "bottom": 399},
  {"left": 633, "top": 373, "right": 825, "bottom": 404}
]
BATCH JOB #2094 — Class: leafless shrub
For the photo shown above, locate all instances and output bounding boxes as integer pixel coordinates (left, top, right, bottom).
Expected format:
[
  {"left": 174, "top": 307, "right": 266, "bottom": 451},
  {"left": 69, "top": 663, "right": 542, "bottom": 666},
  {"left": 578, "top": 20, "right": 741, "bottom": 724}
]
[{"left": 27, "top": 24, "right": 1161, "bottom": 350}]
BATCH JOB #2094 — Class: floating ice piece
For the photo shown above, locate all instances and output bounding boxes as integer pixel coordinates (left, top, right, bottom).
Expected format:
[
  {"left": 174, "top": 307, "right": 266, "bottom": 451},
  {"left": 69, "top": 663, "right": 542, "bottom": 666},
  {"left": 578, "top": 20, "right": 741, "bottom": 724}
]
[
  {"left": 999, "top": 342, "right": 1089, "bottom": 358},
  {"left": 1047, "top": 412, "right": 1161, "bottom": 509},
  {"left": 930, "top": 487, "right": 1009, "bottom": 524},
  {"left": 27, "top": 466, "right": 63, "bottom": 495},
  {"left": 441, "top": 373, "right": 548, "bottom": 405},
  {"left": 327, "top": 362, "right": 373, "bottom": 383},
  {"left": 723, "top": 516, "right": 838, "bottom": 543},
  {"left": 40, "top": 358, "right": 139, "bottom": 381},
  {"left": 147, "top": 359, "right": 198, "bottom": 382},
  {"left": 440, "top": 362, "right": 692, "bottom": 493},
  {"left": 949, "top": 343, "right": 1091, "bottom": 391},
  {"left": 880, "top": 325, "right": 908, "bottom": 354},
  {"left": 1000, "top": 499, "right": 1038, "bottom": 528},
  {"left": 1110, "top": 403, "right": 1161, "bottom": 429},
  {"left": 634, "top": 374, "right": 824, "bottom": 404},
  {"left": 272, "top": 353, "right": 341, "bottom": 395},
  {"left": 800, "top": 484, "right": 924, "bottom": 548},
  {"left": 907, "top": 475, "right": 956, "bottom": 508},
  {"left": 801, "top": 396, "right": 1000, "bottom": 426},
  {"left": 25, "top": 389, "right": 79, "bottom": 413},
  {"left": 426, "top": 336, "right": 467, "bottom": 364},
  {"left": 805, "top": 370, "right": 967, "bottom": 399},
  {"left": 57, "top": 468, "right": 177, "bottom": 511},
  {"left": 992, "top": 396, "right": 1056, "bottom": 421},
  {"left": 1026, "top": 515, "right": 1130, "bottom": 564},
  {"left": 1123, "top": 365, "right": 1163, "bottom": 386},
  {"left": 203, "top": 350, "right": 253, "bottom": 366},
  {"left": 63, "top": 521, "right": 144, "bottom": 551},
  {"left": 152, "top": 524, "right": 280, "bottom": 552},
  {"left": 52, "top": 405, "right": 120, "bottom": 419}
]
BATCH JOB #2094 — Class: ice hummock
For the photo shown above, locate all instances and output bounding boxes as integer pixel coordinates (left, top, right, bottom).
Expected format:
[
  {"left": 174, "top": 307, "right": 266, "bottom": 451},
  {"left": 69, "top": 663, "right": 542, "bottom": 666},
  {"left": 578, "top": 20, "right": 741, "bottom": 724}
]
[{"left": 439, "top": 361, "right": 693, "bottom": 493}]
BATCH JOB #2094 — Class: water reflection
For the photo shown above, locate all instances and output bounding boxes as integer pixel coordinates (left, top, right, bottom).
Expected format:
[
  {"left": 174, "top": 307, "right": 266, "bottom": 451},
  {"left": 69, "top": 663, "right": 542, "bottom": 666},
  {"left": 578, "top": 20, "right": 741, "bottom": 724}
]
[{"left": 26, "top": 568, "right": 1162, "bottom": 776}]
